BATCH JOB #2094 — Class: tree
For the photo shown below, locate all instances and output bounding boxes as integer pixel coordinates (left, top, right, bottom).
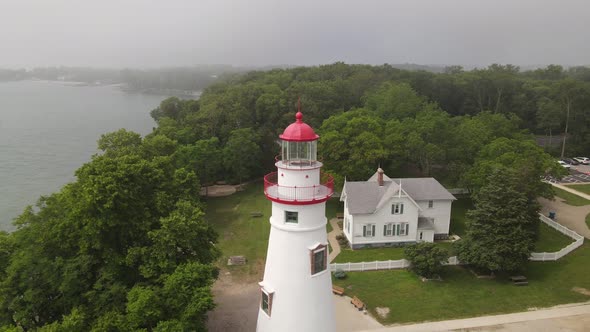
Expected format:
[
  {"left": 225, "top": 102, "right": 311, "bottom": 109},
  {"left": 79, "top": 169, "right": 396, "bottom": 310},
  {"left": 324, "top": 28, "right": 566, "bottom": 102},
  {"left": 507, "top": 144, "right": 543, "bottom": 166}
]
[
  {"left": 222, "top": 128, "right": 262, "bottom": 184},
  {"left": 404, "top": 242, "right": 449, "bottom": 278},
  {"left": 456, "top": 170, "right": 538, "bottom": 273},
  {"left": 536, "top": 97, "right": 562, "bottom": 149}
]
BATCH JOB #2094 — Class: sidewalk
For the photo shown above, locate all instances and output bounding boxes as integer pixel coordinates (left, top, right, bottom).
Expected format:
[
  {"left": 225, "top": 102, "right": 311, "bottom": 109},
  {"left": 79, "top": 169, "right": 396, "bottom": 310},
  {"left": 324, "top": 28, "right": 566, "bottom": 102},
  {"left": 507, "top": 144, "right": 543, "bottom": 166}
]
[
  {"left": 328, "top": 218, "right": 342, "bottom": 262},
  {"left": 549, "top": 182, "right": 590, "bottom": 200},
  {"left": 360, "top": 302, "right": 590, "bottom": 332}
]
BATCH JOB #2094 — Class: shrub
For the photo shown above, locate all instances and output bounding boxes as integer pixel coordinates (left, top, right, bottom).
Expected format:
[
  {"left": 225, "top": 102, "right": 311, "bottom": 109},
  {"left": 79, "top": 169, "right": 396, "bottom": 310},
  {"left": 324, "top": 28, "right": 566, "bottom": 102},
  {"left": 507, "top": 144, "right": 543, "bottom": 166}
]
[
  {"left": 336, "top": 234, "right": 350, "bottom": 248},
  {"left": 404, "top": 242, "right": 449, "bottom": 278},
  {"left": 333, "top": 269, "right": 347, "bottom": 279}
]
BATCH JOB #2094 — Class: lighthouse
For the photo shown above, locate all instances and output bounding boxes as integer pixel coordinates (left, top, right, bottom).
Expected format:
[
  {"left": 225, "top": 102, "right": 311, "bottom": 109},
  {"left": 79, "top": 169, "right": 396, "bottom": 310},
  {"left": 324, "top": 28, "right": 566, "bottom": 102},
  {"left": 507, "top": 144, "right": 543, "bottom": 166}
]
[{"left": 256, "top": 108, "right": 336, "bottom": 332}]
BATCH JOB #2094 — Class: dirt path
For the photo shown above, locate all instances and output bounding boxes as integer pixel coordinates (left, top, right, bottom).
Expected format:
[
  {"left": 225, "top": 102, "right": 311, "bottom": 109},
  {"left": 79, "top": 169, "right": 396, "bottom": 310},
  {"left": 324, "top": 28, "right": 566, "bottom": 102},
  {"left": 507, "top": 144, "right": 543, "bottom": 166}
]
[
  {"left": 207, "top": 272, "right": 260, "bottom": 332},
  {"left": 538, "top": 196, "right": 590, "bottom": 239}
]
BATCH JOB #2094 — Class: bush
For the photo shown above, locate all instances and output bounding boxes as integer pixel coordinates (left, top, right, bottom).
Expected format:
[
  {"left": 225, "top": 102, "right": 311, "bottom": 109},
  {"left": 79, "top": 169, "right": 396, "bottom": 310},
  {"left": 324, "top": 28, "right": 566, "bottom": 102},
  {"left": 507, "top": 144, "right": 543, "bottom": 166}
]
[
  {"left": 404, "top": 242, "right": 449, "bottom": 278},
  {"left": 333, "top": 269, "right": 347, "bottom": 279},
  {"left": 336, "top": 234, "right": 350, "bottom": 249}
]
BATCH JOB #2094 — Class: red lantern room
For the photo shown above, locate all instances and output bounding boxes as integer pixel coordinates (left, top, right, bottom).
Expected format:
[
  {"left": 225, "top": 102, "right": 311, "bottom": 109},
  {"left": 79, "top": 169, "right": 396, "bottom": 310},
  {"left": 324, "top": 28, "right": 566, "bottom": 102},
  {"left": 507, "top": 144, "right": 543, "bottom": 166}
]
[
  {"left": 263, "top": 104, "right": 334, "bottom": 205},
  {"left": 279, "top": 112, "right": 319, "bottom": 167}
]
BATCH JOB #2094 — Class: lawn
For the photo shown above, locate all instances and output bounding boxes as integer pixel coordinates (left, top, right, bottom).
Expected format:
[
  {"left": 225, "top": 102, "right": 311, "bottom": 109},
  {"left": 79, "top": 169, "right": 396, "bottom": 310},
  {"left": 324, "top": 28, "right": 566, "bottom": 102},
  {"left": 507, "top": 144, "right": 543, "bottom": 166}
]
[
  {"left": 205, "top": 182, "right": 271, "bottom": 279},
  {"left": 205, "top": 182, "right": 340, "bottom": 278},
  {"left": 534, "top": 222, "right": 575, "bottom": 252},
  {"left": 333, "top": 243, "right": 590, "bottom": 325},
  {"left": 566, "top": 184, "right": 590, "bottom": 196},
  {"left": 553, "top": 187, "right": 590, "bottom": 206},
  {"left": 586, "top": 213, "right": 590, "bottom": 230}
]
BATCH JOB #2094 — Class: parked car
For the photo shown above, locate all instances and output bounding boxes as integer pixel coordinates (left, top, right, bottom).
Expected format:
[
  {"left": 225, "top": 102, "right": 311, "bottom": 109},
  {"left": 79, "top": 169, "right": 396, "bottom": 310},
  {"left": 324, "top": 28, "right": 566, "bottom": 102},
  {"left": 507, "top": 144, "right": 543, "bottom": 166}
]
[
  {"left": 573, "top": 157, "right": 590, "bottom": 165},
  {"left": 558, "top": 160, "right": 571, "bottom": 169},
  {"left": 562, "top": 158, "right": 579, "bottom": 165}
]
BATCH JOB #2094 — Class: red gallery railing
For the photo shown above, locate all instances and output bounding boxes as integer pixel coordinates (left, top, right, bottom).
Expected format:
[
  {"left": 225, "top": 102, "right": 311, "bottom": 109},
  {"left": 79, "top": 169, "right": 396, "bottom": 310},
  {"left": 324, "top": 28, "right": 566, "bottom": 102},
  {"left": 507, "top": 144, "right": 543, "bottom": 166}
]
[{"left": 263, "top": 172, "right": 334, "bottom": 204}]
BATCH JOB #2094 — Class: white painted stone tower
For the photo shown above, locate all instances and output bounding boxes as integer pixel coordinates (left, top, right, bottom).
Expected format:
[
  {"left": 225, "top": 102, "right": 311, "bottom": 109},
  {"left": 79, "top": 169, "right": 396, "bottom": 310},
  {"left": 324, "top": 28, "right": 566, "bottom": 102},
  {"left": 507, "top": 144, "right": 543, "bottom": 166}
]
[{"left": 256, "top": 108, "right": 336, "bottom": 332}]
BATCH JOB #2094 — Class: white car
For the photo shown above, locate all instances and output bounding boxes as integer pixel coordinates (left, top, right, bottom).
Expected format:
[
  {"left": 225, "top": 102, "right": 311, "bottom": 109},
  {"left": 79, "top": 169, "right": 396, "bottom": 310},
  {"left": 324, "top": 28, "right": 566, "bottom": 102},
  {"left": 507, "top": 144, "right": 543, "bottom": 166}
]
[
  {"left": 558, "top": 160, "right": 571, "bottom": 169},
  {"left": 573, "top": 157, "right": 590, "bottom": 165}
]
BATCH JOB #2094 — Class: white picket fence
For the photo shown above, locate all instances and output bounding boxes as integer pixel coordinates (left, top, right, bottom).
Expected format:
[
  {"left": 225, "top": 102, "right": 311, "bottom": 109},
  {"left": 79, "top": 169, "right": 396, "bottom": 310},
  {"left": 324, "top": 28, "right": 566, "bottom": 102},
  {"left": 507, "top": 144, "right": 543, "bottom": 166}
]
[
  {"left": 330, "top": 214, "right": 585, "bottom": 271},
  {"left": 529, "top": 214, "right": 585, "bottom": 261}
]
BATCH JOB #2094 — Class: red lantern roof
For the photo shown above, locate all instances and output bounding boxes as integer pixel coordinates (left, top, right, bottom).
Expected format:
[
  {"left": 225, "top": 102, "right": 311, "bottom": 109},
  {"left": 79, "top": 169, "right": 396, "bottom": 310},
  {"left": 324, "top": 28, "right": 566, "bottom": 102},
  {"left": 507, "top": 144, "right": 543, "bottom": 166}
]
[{"left": 279, "top": 112, "right": 319, "bottom": 142}]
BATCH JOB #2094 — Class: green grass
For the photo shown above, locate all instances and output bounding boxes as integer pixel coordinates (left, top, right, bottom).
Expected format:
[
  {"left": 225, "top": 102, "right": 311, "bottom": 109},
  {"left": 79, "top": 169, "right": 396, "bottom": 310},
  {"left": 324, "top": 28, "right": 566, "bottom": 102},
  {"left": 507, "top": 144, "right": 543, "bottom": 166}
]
[
  {"left": 333, "top": 243, "right": 590, "bottom": 325},
  {"left": 566, "top": 184, "right": 590, "bottom": 196},
  {"left": 205, "top": 182, "right": 271, "bottom": 279},
  {"left": 449, "top": 196, "right": 474, "bottom": 237},
  {"left": 534, "top": 222, "right": 575, "bottom": 252},
  {"left": 586, "top": 213, "right": 590, "bottom": 230},
  {"left": 553, "top": 187, "right": 590, "bottom": 206}
]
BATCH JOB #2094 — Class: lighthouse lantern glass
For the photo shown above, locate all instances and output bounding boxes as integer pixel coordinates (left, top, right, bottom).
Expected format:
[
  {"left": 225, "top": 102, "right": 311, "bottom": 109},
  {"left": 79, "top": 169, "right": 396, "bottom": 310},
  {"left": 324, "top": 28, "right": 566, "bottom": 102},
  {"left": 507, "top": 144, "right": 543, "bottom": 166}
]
[{"left": 281, "top": 140, "right": 317, "bottom": 166}]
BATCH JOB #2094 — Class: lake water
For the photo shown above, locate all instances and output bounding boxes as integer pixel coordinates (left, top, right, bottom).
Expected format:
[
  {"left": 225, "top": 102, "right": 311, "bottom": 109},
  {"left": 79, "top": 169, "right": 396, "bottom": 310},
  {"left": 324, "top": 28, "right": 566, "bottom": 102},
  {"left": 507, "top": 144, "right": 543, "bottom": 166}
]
[{"left": 0, "top": 81, "right": 165, "bottom": 230}]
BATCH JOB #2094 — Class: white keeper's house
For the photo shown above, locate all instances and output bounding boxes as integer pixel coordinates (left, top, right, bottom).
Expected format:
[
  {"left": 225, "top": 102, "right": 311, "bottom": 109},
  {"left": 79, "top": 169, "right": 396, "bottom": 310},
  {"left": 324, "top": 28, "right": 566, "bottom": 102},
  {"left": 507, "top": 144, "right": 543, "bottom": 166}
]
[{"left": 341, "top": 168, "right": 456, "bottom": 249}]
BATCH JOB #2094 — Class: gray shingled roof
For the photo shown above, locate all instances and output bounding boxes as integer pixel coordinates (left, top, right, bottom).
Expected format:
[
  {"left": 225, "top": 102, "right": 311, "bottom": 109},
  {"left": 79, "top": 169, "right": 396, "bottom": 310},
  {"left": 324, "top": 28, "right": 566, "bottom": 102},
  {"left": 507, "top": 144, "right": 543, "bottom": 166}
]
[
  {"left": 342, "top": 171, "right": 456, "bottom": 215},
  {"left": 392, "top": 178, "right": 456, "bottom": 201},
  {"left": 343, "top": 181, "right": 394, "bottom": 214}
]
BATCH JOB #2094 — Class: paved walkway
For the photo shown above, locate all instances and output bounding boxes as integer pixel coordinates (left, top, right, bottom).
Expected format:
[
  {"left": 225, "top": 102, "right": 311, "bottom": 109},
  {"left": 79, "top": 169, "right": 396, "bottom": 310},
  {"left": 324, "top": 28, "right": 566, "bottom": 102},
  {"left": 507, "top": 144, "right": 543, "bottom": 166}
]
[
  {"left": 550, "top": 182, "right": 590, "bottom": 200},
  {"left": 360, "top": 302, "right": 590, "bottom": 332},
  {"left": 539, "top": 183, "right": 590, "bottom": 239},
  {"left": 328, "top": 218, "right": 343, "bottom": 262}
]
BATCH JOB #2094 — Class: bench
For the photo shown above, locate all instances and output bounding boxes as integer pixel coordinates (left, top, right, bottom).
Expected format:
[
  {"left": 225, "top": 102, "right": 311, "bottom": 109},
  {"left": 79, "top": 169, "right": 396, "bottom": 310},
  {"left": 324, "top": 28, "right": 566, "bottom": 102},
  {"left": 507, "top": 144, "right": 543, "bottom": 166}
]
[
  {"left": 351, "top": 296, "right": 365, "bottom": 310},
  {"left": 514, "top": 281, "right": 529, "bottom": 286},
  {"left": 332, "top": 285, "right": 345, "bottom": 296},
  {"left": 250, "top": 212, "right": 263, "bottom": 217},
  {"left": 510, "top": 275, "right": 527, "bottom": 282}
]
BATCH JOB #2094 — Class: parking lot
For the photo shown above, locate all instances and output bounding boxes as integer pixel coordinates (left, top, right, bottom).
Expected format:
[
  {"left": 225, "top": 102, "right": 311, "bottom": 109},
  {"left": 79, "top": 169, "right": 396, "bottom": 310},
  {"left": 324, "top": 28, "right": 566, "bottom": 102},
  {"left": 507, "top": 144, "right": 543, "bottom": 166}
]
[{"left": 560, "top": 165, "right": 590, "bottom": 184}]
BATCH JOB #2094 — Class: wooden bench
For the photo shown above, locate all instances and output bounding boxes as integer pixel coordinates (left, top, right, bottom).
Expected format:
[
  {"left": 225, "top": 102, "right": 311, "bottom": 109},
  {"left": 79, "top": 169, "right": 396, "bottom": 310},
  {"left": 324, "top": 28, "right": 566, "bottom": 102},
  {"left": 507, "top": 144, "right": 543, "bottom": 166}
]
[
  {"left": 332, "top": 285, "right": 345, "bottom": 296},
  {"left": 514, "top": 281, "right": 529, "bottom": 286},
  {"left": 510, "top": 275, "right": 527, "bottom": 282},
  {"left": 351, "top": 296, "right": 365, "bottom": 310},
  {"left": 227, "top": 256, "right": 246, "bottom": 266},
  {"left": 250, "top": 212, "right": 263, "bottom": 217}
]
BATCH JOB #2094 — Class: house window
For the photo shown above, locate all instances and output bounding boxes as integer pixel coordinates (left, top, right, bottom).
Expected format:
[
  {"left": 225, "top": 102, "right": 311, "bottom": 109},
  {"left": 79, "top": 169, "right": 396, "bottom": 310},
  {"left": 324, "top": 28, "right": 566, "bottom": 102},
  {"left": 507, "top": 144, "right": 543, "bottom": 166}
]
[
  {"left": 391, "top": 203, "right": 404, "bottom": 214},
  {"left": 363, "top": 224, "right": 376, "bottom": 237},
  {"left": 285, "top": 211, "right": 298, "bottom": 224},
  {"left": 310, "top": 245, "right": 327, "bottom": 275},
  {"left": 261, "top": 288, "right": 273, "bottom": 316},
  {"left": 428, "top": 200, "right": 434, "bottom": 208},
  {"left": 395, "top": 223, "right": 409, "bottom": 236},
  {"left": 383, "top": 223, "right": 394, "bottom": 236}
]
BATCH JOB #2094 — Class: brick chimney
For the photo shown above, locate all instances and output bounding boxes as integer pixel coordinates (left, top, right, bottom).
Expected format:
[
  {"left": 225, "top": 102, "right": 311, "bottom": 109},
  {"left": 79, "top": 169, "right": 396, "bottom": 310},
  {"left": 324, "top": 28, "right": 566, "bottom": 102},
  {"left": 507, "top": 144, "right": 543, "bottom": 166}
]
[{"left": 377, "top": 167, "right": 384, "bottom": 186}]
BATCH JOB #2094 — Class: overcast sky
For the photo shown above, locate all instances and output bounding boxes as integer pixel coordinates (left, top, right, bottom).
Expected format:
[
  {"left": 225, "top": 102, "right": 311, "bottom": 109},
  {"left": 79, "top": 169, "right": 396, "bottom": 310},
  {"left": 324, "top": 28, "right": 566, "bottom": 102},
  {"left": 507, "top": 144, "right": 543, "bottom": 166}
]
[{"left": 1, "top": 0, "right": 589, "bottom": 68}]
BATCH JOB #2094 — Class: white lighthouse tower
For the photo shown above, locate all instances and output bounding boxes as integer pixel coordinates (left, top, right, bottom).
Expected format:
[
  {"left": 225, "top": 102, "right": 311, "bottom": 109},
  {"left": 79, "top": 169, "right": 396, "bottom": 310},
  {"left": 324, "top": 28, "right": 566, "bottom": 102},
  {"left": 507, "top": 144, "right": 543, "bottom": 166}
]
[{"left": 256, "top": 108, "right": 336, "bottom": 332}]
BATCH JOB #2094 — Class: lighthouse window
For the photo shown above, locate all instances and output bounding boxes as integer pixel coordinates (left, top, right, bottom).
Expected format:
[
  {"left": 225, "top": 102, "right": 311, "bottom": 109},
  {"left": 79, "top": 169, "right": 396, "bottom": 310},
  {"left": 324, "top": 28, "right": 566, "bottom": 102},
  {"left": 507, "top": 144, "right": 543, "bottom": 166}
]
[
  {"left": 260, "top": 289, "right": 273, "bottom": 316},
  {"left": 285, "top": 211, "right": 298, "bottom": 224},
  {"left": 310, "top": 245, "right": 327, "bottom": 275}
]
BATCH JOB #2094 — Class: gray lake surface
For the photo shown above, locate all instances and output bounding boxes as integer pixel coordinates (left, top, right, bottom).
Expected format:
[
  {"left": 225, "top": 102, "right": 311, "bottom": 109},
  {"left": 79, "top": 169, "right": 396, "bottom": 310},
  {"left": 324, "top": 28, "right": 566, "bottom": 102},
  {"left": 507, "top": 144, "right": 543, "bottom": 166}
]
[{"left": 0, "top": 81, "right": 165, "bottom": 230}]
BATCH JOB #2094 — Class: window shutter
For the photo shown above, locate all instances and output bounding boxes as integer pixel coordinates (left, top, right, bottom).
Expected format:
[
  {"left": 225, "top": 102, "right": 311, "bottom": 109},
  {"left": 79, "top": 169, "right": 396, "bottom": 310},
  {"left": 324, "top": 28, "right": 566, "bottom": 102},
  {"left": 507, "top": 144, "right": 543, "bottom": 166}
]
[
  {"left": 391, "top": 205, "right": 394, "bottom": 214},
  {"left": 400, "top": 203, "right": 404, "bottom": 214},
  {"left": 405, "top": 223, "right": 409, "bottom": 235},
  {"left": 396, "top": 224, "right": 400, "bottom": 236},
  {"left": 383, "top": 225, "right": 387, "bottom": 236},
  {"left": 371, "top": 224, "right": 376, "bottom": 237},
  {"left": 363, "top": 225, "right": 367, "bottom": 237}
]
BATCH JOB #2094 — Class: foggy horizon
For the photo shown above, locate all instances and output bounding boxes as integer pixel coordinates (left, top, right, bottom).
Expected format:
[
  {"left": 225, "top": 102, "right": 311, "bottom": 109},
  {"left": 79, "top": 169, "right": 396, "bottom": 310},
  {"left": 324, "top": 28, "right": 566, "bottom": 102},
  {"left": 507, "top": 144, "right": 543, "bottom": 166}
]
[{"left": 2, "top": 0, "right": 589, "bottom": 69}]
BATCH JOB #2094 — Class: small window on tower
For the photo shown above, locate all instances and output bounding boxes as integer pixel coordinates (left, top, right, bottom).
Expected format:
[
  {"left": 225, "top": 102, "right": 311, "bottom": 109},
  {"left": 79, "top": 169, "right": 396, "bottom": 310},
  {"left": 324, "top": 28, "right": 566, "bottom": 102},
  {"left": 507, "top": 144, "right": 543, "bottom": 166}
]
[
  {"left": 285, "top": 211, "right": 298, "bottom": 224},
  {"left": 260, "top": 288, "right": 273, "bottom": 316},
  {"left": 310, "top": 244, "right": 327, "bottom": 275}
]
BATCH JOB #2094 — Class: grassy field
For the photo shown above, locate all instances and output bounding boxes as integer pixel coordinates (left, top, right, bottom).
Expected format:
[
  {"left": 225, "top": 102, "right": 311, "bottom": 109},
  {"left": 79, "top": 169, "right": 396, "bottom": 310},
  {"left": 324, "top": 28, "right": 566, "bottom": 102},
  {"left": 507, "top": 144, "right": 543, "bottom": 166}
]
[
  {"left": 566, "top": 184, "right": 590, "bottom": 196},
  {"left": 333, "top": 243, "right": 590, "bottom": 325},
  {"left": 205, "top": 183, "right": 341, "bottom": 278},
  {"left": 534, "top": 222, "right": 575, "bottom": 252},
  {"left": 205, "top": 182, "right": 271, "bottom": 279},
  {"left": 553, "top": 187, "right": 590, "bottom": 206}
]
